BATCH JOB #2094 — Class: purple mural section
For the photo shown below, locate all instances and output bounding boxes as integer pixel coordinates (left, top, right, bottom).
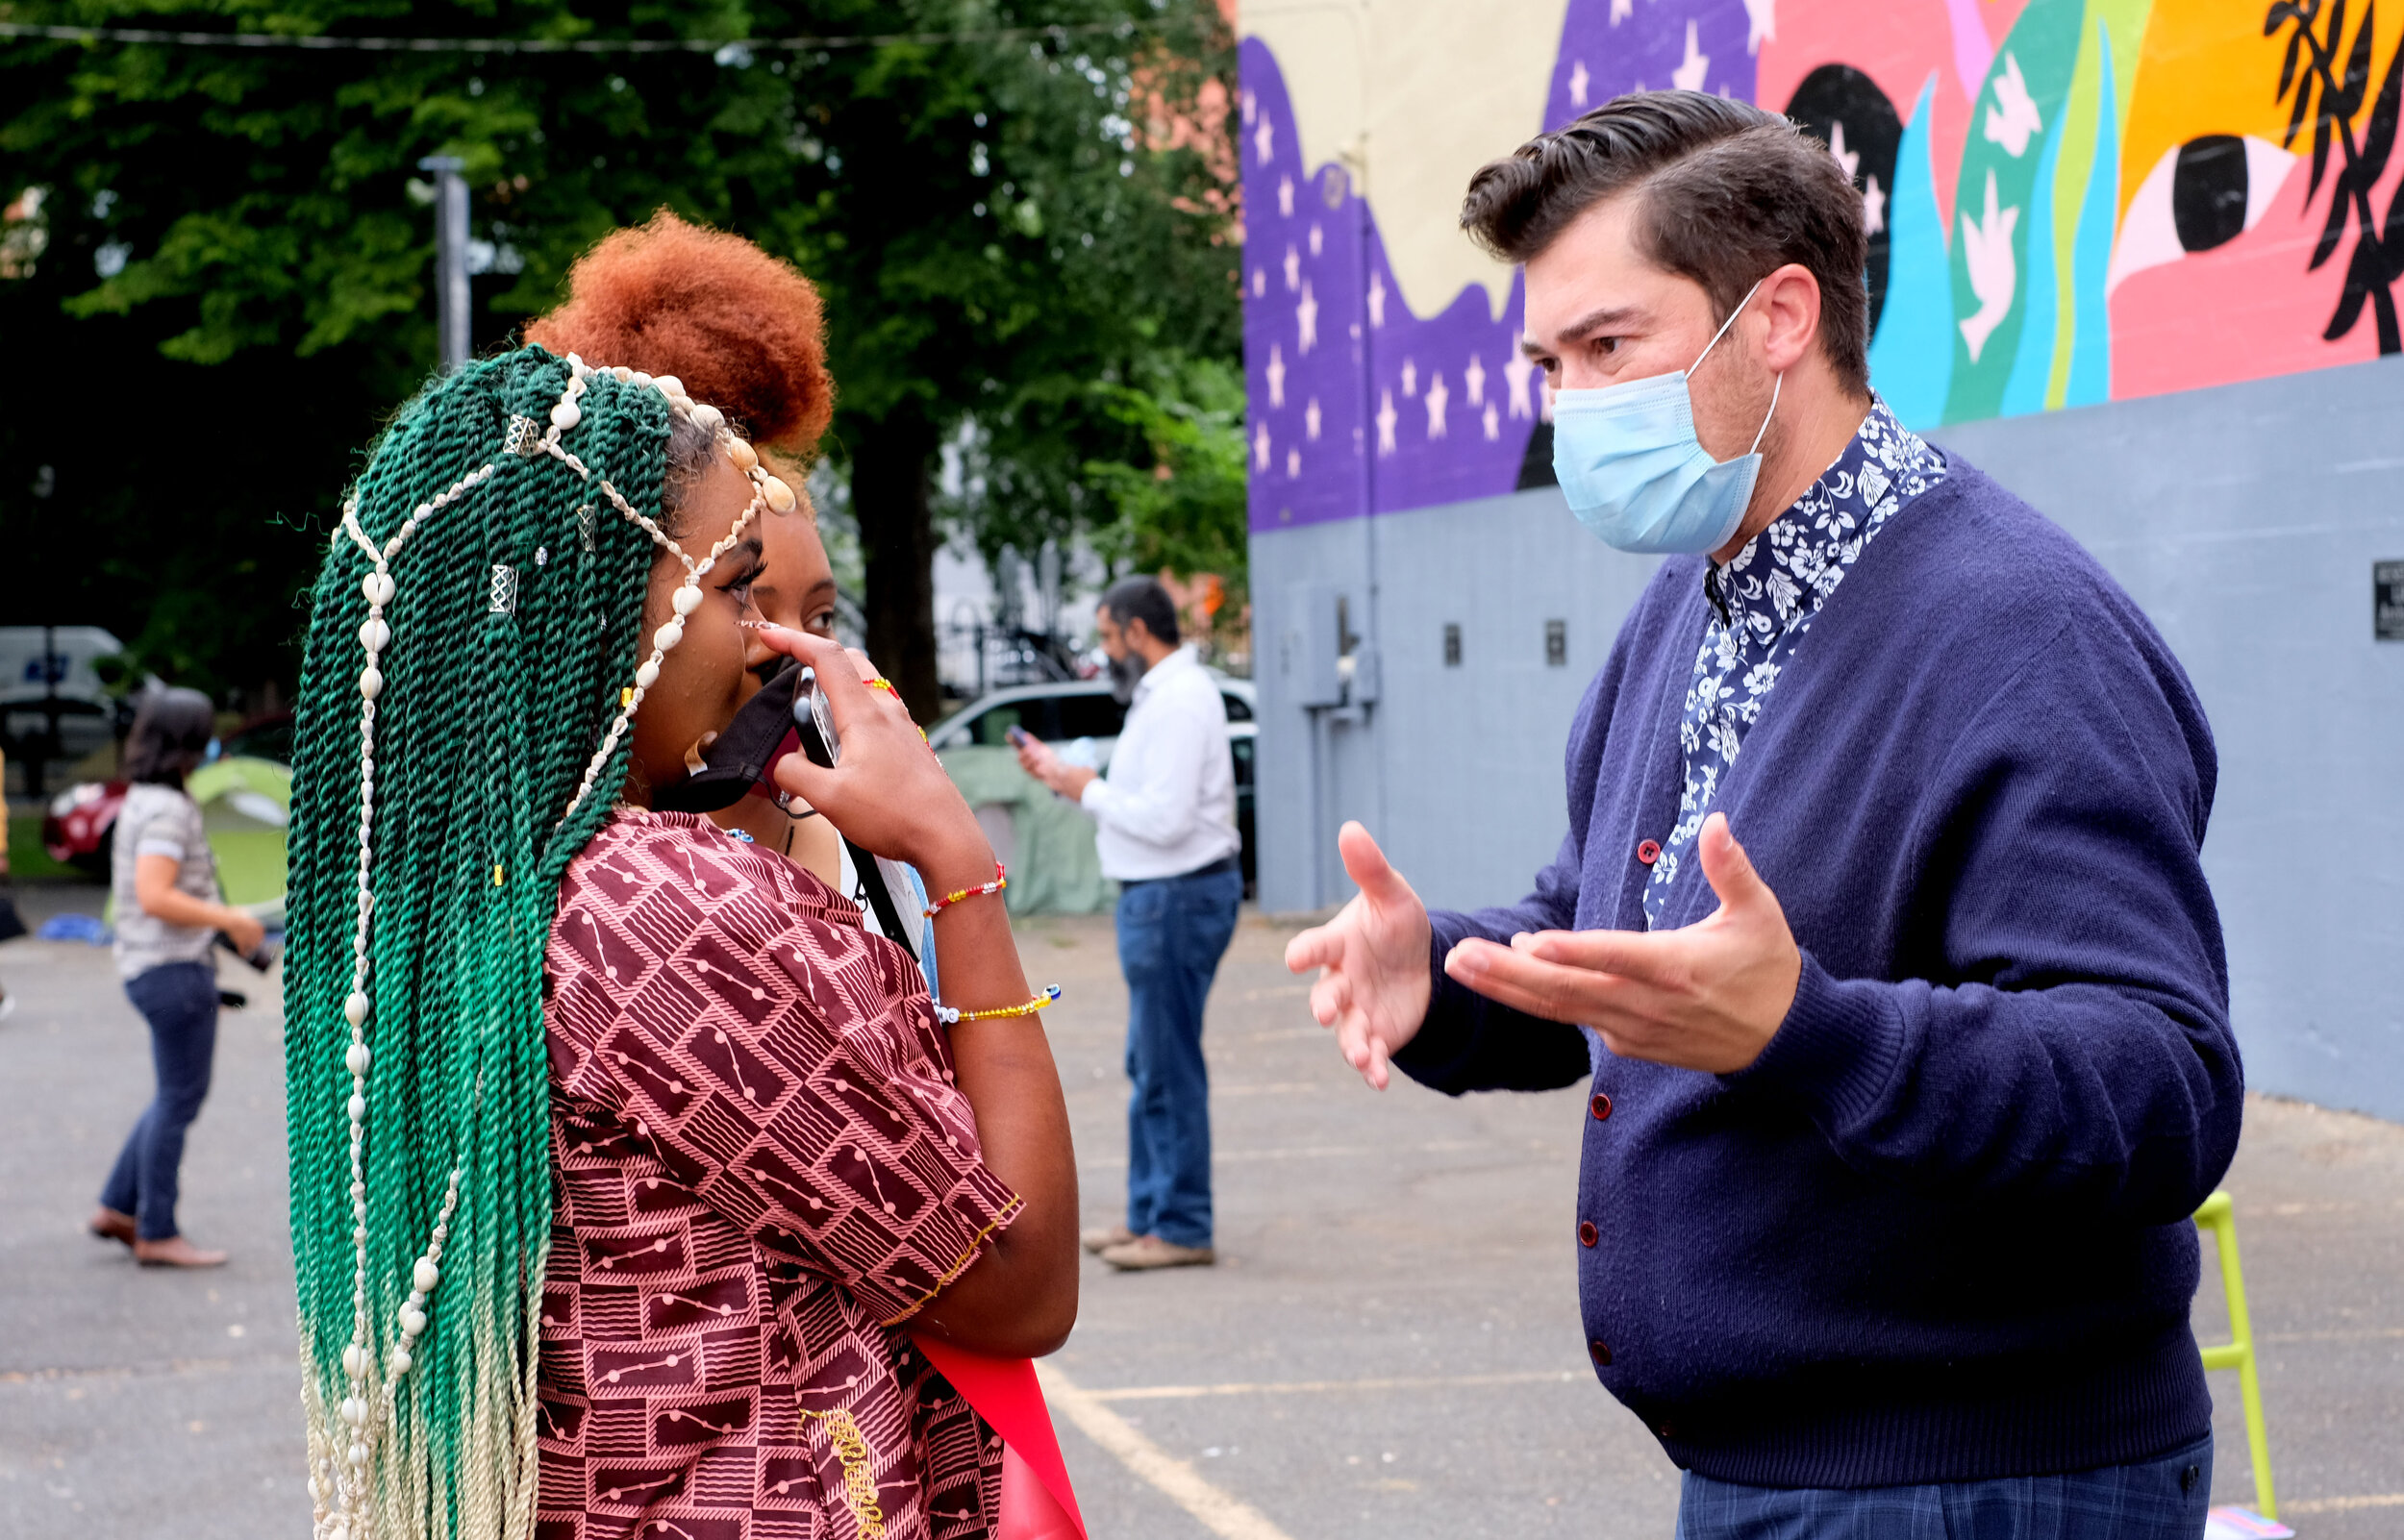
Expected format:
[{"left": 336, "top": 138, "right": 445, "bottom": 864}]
[
  {"left": 1242, "top": 2, "right": 1760, "bottom": 531},
  {"left": 1541, "top": 0, "right": 1761, "bottom": 131}
]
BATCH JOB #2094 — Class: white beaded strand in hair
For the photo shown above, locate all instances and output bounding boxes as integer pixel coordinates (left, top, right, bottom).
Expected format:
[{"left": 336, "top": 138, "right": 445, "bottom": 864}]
[
  {"left": 320, "top": 356, "right": 758, "bottom": 1537},
  {"left": 546, "top": 357, "right": 772, "bottom": 832}
]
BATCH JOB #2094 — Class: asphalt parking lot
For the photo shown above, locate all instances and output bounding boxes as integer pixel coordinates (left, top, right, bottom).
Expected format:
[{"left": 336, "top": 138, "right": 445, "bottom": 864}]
[{"left": 0, "top": 894, "right": 2396, "bottom": 1538}]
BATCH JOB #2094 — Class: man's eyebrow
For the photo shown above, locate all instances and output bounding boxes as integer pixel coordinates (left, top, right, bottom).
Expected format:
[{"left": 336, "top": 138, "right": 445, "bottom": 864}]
[{"left": 1526, "top": 304, "right": 1643, "bottom": 356}]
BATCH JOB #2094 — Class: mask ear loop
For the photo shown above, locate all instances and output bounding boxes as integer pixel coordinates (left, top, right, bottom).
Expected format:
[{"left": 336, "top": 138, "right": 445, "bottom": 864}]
[
  {"left": 1685, "top": 276, "right": 1782, "bottom": 457},
  {"left": 1685, "top": 277, "right": 1766, "bottom": 378},
  {"left": 1749, "top": 371, "right": 1782, "bottom": 456}
]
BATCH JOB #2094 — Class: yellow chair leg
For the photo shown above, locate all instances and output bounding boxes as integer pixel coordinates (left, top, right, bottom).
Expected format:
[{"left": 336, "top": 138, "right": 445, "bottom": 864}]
[{"left": 2193, "top": 1190, "right": 2276, "bottom": 1521}]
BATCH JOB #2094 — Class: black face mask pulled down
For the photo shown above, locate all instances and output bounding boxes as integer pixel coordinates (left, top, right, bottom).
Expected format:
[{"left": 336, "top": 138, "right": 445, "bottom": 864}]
[
  {"left": 651, "top": 660, "right": 805, "bottom": 816},
  {"left": 649, "top": 658, "right": 918, "bottom": 961}
]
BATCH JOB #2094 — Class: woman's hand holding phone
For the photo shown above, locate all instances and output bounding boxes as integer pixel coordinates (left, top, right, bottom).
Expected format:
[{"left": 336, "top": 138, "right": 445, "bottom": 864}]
[{"left": 749, "top": 626, "right": 992, "bottom": 891}]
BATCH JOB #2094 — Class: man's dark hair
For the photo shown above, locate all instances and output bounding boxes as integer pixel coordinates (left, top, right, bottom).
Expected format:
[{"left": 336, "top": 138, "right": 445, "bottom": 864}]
[
  {"left": 1461, "top": 90, "right": 1870, "bottom": 395},
  {"left": 123, "top": 686, "right": 217, "bottom": 786},
  {"left": 1101, "top": 577, "right": 1179, "bottom": 647}
]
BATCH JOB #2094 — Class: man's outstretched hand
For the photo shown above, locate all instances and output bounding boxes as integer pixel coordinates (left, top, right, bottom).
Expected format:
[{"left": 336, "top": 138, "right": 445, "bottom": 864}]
[
  {"left": 1443, "top": 812, "right": 1800, "bottom": 1074},
  {"left": 1284, "top": 822, "right": 1434, "bottom": 1089}
]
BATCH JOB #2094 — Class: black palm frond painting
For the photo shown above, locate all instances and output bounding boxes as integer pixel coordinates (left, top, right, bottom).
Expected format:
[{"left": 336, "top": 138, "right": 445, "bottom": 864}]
[{"left": 2267, "top": 0, "right": 2404, "bottom": 350}]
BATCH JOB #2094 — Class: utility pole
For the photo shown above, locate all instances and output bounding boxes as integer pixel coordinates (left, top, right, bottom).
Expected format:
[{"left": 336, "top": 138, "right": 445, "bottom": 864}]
[{"left": 417, "top": 156, "right": 469, "bottom": 372}]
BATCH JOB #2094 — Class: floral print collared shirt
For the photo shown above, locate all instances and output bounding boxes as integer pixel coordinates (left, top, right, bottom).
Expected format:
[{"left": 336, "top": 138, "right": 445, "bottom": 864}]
[{"left": 1643, "top": 396, "right": 1947, "bottom": 928}]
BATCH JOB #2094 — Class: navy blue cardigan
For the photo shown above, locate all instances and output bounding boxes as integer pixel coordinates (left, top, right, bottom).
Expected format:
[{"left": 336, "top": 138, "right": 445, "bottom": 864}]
[{"left": 1397, "top": 460, "right": 2241, "bottom": 1488}]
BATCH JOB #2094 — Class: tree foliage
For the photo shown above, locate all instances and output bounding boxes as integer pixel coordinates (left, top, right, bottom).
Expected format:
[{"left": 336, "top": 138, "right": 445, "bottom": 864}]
[{"left": 0, "top": 0, "right": 1240, "bottom": 710}]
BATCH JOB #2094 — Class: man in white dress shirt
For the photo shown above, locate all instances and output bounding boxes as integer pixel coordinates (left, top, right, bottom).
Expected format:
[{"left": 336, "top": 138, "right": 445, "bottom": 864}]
[{"left": 1017, "top": 577, "right": 1241, "bottom": 1270}]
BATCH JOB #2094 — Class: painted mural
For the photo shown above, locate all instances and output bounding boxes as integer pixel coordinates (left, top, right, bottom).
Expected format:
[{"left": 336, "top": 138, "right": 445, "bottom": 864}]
[{"left": 1241, "top": 0, "right": 2404, "bottom": 530}]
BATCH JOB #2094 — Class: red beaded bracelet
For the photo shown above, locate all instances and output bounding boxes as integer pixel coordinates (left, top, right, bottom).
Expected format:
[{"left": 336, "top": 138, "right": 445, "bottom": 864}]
[{"left": 923, "top": 861, "right": 1007, "bottom": 918}]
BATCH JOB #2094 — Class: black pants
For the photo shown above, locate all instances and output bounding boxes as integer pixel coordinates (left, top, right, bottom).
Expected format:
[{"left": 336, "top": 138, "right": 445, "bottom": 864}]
[{"left": 99, "top": 960, "right": 220, "bottom": 1241}]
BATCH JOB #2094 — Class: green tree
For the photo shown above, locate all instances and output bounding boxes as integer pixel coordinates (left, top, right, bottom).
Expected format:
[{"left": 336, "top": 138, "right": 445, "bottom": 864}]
[{"left": 0, "top": 0, "right": 1238, "bottom": 715}]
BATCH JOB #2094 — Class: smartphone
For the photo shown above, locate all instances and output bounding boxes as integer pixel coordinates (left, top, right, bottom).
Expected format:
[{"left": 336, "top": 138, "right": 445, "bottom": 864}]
[
  {"left": 1005, "top": 724, "right": 1036, "bottom": 749},
  {"left": 792, "top": 667, "right": 842, "bottom": 769}
]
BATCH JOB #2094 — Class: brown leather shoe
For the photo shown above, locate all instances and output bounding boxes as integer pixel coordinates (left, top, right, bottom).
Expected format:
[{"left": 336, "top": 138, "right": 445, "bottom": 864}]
[
  {"left": 1081, "top": 1224, "right": 1136, "bottom": 1255},
  {"left": 134, "top": 1235, "right": 228, "bottom": 1269},
  {"left": 88, "top": 1207, "right": 137, "bottom": 1248},
  {"left": 1098, "top": 1234, "right": 1215, "bottom": 1272}
]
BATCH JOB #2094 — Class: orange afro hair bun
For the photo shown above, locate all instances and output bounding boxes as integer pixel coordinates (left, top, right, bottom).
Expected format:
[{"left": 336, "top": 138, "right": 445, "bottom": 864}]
[{"left": 527, "top": 211, "right": 835, "bottom": 457}]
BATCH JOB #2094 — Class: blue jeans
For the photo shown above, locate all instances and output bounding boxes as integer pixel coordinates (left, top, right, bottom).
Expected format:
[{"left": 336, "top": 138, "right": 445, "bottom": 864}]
[
  {"left": 1114, "top": 858, "right": 1241, "bottom": 1250},
  {"left": 99, "top": 960, "right": 220, "bottom": 1241},
  {"left": 1677, "top": 1435, "right": 2213, "bottom": 1540}
]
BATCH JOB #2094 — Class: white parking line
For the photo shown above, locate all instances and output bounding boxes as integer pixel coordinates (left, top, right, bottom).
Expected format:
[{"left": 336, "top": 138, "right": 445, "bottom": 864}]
[
  {"left": 1037, "top": 1361, "right": 1299, "bottom": 1540},
  {"left": 2283, "top": 1492, "right": 2404, "bottom": 1515}
]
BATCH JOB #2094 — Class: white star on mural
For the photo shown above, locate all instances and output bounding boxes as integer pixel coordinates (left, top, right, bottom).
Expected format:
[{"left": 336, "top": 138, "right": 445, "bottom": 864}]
[
  {"left": 1464, "top": 353, "right": 1487, "bottom": 407},
  {"left": 1305, "top": 398, "right": 1322, "bottom": 441},
  {"left": 1671, "top": 20, "right": 1709, "bottom": 91},
  {"left": 1254, "top": 420, "right": 1271, "bottom": 471},
  {"left": 1278, "top": 176, "right": 1294, "bottom": 217},
  {"left": 1400, "top": 358, "right": 1417, "bottom": 397},
  {"left": 1742, "top": 0, "right": 1775, "bottom": 54},
  {"left": 1254, "top": 114, "right": 1275, "bottom": 166},
  {"left": 1863, "top": 174, "right": 1887, "bottom": 236},
  {"left": 1984, "top": 53, "right": 2042, "bottom": 159},
  {"left": 1569, "top": 59, "right": 1590, "bottom": 108},
  {"left": 1296, "top": 280, "right": 1318, "bottom": 354},
  {"left": 1284, "top": 244, "right": 1301, "bottom": 291},
  {"left": 1611, "top": 0, "right": 1632, "bottom": 24},
  {"left": 1376, "top": 390, "right": 1398, "bottom": 456},
  {"left": 1309, "top": 223, "right": 1323, "bottom": 257},
  {"left": 1241, "top": 89, "right": 1255, "bottom": 125},
  {"left": 1252, "top": 268, "right": 1265, "bottom": 298},
  {"left": 1483, "top": 402, "right": 1501, "bottom": 440},
  {"left": 1266, "top": 344, "right": 1287, "bottom": 408},
  {"left": 1367, "top": 269, "right": 1387, "bottom": 328},
  {"left": 1504, "top": 352, "right": 1536, "bottom": 420},
  {"left": 1424, "top": 372, "right": 1450, "bottom": 438},
  {"left": 1287, "top": 447, "right": 1301, "bottom": 478},
  {"left": 1828, "top": 120, "right": 1859, "bottom": 182}
]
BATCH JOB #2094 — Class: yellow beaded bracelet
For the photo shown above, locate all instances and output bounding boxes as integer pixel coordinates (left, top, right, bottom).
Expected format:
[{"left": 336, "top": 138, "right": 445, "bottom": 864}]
[{"left": 934, "top": 985, "right": 1062, "bottom": 1026}]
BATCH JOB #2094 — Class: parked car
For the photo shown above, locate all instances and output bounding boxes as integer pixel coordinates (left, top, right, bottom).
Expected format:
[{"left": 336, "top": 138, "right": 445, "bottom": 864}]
[
  {"left": 929, "top": 676, "right": 1259, "bottom": 890},
  {"left": 42, "top": 777, "right": 126, "bottom": 875},
  {"left": 1, "top": 625, "right": 131, "bottom": 797}
]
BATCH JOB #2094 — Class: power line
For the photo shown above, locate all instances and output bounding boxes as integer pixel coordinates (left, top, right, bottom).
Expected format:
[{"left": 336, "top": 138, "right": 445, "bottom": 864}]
[{"left": 0, "top": 16, "right": 1173, "bottom": 55}]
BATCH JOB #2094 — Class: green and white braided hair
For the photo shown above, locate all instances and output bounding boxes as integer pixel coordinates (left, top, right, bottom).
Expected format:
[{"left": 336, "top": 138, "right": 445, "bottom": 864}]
[{"left": 285, "top": 344, "right": 797, "bottom": 1540}]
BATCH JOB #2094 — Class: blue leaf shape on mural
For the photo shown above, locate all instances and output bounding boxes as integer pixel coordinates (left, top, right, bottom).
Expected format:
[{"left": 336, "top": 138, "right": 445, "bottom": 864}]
[{"left": 1867, "top": 74, "right": 1955, "bottom": 431}]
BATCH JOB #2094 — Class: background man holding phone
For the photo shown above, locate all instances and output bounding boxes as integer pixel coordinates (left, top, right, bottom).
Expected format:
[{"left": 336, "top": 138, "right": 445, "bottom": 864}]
[
  {"left": 1287, "top": 93, "right": 2241, "bottom": 1538},
  {"left": 1017, "top": 577, "right": 1241, "bottom": 1272}
]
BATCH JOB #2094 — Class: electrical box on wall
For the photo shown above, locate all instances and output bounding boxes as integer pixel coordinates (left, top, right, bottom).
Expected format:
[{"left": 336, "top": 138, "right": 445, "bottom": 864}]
[{"left": 1283, "top": 582, "right": 1344, "bottom": 707}]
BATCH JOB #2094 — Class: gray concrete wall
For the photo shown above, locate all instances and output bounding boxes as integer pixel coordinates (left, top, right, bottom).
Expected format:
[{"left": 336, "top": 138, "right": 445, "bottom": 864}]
[{"left": 1250, "top": 355, "right": 2404, "bottom": 1123}]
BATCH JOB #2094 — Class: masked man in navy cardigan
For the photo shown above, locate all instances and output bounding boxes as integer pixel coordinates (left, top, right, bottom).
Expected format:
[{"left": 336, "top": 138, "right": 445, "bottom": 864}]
[{"left": 1287, "top": 92, "right": 2241, "bottom": 1540}]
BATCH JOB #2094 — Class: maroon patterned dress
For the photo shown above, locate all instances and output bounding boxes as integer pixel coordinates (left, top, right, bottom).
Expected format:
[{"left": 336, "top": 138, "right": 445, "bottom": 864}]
[{"left": 539, "top": 808, "right": 1020, "bottom": 1540}]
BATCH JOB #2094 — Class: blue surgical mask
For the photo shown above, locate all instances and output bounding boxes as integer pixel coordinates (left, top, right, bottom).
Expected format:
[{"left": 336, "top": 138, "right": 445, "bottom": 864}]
[{"left": 1549, "top": 280, "right": 1781, "bottom": 555}]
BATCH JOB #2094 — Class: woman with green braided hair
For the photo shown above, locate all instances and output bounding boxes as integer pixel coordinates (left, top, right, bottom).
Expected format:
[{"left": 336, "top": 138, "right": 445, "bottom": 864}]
[{"left": 286, "top": 335, "right": 1076, "bottom": 1540}]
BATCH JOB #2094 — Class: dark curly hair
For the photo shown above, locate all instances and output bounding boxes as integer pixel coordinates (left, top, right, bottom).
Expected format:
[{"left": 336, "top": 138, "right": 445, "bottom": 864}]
[{"left": 1461, "top": 91, "right": 1871, "bottom": 395}]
